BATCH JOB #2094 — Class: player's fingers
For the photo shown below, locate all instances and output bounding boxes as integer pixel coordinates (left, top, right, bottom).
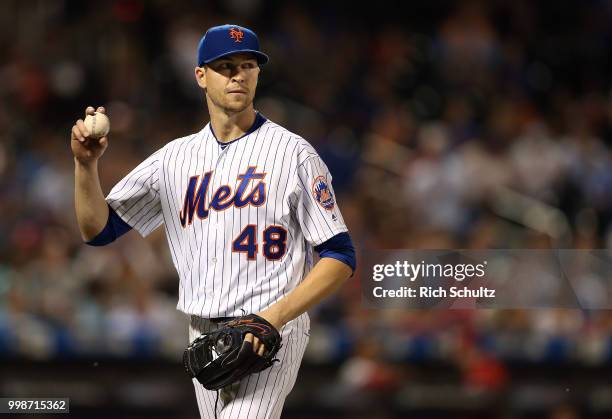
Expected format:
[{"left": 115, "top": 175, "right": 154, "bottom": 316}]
[
  {"left": 85, "top": 106, "right": 95, "bottom": 116},
  {"left": 257, "top": 344, "right": 265, "bottom": 356},
  {"left": 244, "top": 333, "right": 254, "bottom": 343},
  {"left": 251, "top": 335, "right": 260, "bottom": 353},
  {"left": 96, "top": 106, "right": 105, "bottom": 114},
  {"left": 99, "top": 137, "right": 108, "bottom": 147},
  {"left": 75, "top": 119, "right": 90, "bottom": 137},
  {"left": 72, "top": 125, "right": 85, "bottom": 142}
]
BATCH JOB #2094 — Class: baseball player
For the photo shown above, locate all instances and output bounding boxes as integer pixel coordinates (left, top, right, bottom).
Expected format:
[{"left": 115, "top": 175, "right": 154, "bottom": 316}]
[{"left": 71, "top": 24, "right": 355, "bottom": 418}]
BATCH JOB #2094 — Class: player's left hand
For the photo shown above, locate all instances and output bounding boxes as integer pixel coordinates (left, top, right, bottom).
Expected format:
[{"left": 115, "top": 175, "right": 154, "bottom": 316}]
[
  {"left": 249, "top": 310, "right": 284, "bottom": 354},
  {"left": 184, "top": 313, "right": 283, "bottom": 390},
  {"left": 256, "top": 309, "right": 284, "bottom": 329},
  {"left": 244, "top": 332, "right": 266, "bottom": 356}
]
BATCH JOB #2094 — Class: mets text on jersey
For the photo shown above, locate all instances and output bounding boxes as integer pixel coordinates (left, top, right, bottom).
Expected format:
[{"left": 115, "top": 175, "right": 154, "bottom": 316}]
[{"left": 179, "top": 166, "right": 266, "bottom": 227}]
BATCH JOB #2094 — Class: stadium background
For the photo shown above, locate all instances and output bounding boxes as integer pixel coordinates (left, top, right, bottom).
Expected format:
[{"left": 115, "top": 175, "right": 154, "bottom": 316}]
[{"left": 1, "top": 0, "right": 612, "bottom": 418}]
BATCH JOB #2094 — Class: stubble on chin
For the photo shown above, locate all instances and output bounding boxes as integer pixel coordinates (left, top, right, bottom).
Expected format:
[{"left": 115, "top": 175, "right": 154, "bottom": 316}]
[
  {"left": 206, "top": 87, "right": 256, "bottom": 115},
  {"left": 220, "top": 95, "right": 253, "bottom": 114}
]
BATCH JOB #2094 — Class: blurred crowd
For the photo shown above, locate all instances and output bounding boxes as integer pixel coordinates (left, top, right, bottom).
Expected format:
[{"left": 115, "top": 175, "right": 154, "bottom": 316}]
[{"left": 1, "top": 0, "right": 612, "bottom": 407}]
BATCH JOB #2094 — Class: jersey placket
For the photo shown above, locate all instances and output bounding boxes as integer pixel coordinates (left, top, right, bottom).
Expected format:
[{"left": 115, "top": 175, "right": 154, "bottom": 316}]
[{"left": 208, "top": 145, "right": 230, "bottom": 267}]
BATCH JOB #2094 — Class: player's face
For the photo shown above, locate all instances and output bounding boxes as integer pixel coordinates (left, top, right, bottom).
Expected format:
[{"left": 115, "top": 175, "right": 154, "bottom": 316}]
[{"left": 196, "top": 53, "right": 260, "bottom": 114}]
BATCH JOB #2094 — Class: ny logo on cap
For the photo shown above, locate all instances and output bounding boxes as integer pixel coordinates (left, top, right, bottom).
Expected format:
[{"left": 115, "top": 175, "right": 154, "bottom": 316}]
[{"left": 229, "top": 27, "right": 244, "bottom": 43}]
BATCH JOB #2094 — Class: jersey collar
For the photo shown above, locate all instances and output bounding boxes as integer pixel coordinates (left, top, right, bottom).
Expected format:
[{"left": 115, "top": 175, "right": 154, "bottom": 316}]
[{"left": 209, "top": 112, "right": 267, "bottom": 148}]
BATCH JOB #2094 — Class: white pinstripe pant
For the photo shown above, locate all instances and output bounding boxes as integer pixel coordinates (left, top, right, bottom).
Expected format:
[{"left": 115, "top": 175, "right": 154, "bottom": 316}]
[{"left": 188, "top": 313, "right": 310, "bottom": 419}]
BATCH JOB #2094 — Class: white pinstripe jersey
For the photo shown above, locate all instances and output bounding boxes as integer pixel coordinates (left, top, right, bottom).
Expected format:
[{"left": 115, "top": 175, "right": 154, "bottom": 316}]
[{"left": 106, "top": 117, "right": 348, "bottom": 318}]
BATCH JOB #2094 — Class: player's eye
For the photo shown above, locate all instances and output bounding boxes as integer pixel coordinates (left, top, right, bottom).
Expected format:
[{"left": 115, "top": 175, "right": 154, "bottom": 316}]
[{"left": 212, "top": 62, "right": 232, "bottom": 72}]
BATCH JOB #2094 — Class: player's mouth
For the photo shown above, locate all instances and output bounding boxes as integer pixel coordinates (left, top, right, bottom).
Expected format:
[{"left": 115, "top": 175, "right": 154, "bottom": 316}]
[{"left": 227, "top": 89, "right": 247, "bottom": 95}]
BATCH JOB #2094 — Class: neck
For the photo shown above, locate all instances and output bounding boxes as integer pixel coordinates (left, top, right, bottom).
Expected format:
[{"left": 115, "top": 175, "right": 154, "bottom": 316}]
[{"left": 208, "top": 104, "right": 256, "bottom": 143}]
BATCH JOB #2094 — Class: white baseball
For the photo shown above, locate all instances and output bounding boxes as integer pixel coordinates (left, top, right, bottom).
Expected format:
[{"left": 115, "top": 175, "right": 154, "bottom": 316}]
[{"left": 83, "top": 112, "right": 110, "bottom": 139}]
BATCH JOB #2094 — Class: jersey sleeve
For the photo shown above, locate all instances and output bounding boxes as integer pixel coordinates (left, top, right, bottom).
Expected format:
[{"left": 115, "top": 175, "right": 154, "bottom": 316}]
[
  {"left": 106, "top": 149, "right": 163, "bottom": 237},
  {"left": 292, "top": 155, "right": 349, "bottom": 246}
]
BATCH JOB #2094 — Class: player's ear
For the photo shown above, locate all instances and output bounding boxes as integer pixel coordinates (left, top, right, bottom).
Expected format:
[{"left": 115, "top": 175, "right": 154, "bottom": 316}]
[{"left": 195, "top": 66, "right": 207, "bottom": 90}]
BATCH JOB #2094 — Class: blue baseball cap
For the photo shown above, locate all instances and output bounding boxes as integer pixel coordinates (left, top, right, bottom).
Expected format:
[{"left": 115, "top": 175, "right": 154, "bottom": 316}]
[{"left": 197, "top": 24, "right": 269, "bottom": 66}]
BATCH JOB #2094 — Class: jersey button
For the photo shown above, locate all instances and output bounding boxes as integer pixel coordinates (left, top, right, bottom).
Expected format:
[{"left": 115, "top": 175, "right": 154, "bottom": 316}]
[{"left": 211, "top": 257, "right": 217, "bottom": 263}]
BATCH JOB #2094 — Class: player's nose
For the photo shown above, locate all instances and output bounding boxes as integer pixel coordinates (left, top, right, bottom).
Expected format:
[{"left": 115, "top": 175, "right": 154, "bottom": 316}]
[
  {"left": 230, "top": 72, "right": 246, "bottom": 84},
  {"left": 230, "top": 66, "right": 250, "bottom": 81}
]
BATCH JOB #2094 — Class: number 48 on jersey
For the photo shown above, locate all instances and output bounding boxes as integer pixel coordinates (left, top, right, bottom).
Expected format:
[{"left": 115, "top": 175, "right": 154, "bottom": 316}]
[{"left": 232, "top": 225, "right": 287, "bottom": 261}]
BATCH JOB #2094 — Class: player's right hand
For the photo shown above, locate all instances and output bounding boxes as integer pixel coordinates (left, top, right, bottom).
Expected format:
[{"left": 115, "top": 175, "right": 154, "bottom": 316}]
[{"left": 71, "top": 106, "right": 109, "bottom": 164}]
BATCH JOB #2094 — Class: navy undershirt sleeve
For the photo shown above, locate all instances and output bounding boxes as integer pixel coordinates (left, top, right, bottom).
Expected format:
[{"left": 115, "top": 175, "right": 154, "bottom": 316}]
[
  {"left": 314, "top": 232, "right": 356, "bottom": 273},
  {"left": 86, "top": 205, "right": 133, "bottom": 246}
]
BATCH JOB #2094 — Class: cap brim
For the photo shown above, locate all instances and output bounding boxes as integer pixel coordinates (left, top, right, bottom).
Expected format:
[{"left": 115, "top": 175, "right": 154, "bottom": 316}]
[{"left": 201, "top": 50, "right": 269, "bottom": 66}]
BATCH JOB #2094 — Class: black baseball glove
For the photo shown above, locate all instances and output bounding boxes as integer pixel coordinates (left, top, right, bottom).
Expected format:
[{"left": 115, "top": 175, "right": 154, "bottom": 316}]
[{"left": 183, "top": 314, "right": 282, "bottom": 390}]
